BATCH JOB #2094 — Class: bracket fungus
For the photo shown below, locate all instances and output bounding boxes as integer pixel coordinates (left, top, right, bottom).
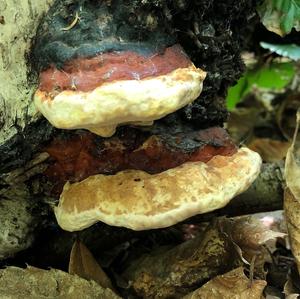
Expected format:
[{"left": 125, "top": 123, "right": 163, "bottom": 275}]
[
  {"left": 55, "top": 147, "right": 261, "bottom": 231},
  {"left": 33, "top": 1, "right": 206, "bottom": 137},
  {"left": 32, "top": 0, "right": 262, "bottom": 232}
]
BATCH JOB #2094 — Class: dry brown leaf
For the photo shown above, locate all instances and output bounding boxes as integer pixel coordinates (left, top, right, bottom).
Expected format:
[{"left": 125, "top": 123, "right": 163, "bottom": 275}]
[
  {"left": 284, "top": 275, "right": 300, "bottom": 299},
  {"left": 220, "top": 216, "right": 286, "bottom": 279},
  {"left": 183, "top": 267, "right": 266, "bottom": 299},
  {"left": 69, "top": 239, "right": 114, "bottom": 291},
  {"left": 226, "top": 107, "right": 260, "bottom": 143},
  {"left": 221, "top": 216, "right": 286, "bottom": 272},
  {"left": 277, "top": 94, "right": 300, "bottom": 141},
  {"left": 258, "top": 9, "right": 284, "bottom": 37},
  {"left": 248, "top": 138, "right": 290, "bottom": 163},
  {"left": 255, "top": 211, "right": 287, "bottom": 235},
  {"left": 228, "top": 216, "right": 286, "bottom": 249},
  {"left": 284, "top": 188, "right": 300, "bottom": 274},
  {"left": 284, "top": 109, "right": 300, "bottom": 275},
  {"left": 285, "top": 109, "right": 300, "bottom": 201}
]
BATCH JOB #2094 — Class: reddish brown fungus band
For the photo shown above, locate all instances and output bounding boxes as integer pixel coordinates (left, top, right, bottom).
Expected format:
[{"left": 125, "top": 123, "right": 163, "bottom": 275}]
[
  {"left": 39, "top": 44, "right": 192, "bottom": 93},
  {"left": 44, "top": 127, "right": 237, "bottom": 195}
]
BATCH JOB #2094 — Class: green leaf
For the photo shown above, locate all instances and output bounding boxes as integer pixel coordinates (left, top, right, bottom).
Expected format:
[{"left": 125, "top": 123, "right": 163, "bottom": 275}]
[
  {"left": 226, "top": 76, "right": 248, "bottom": 109},
  {"left": 260, "top": 42, "right": 300, "bottom": 61},
  {"left": 226, "top": 62, "right": 295, "bottom": 109},
  {"left": 257, "top": 0, "right": 300, "bottom": 36}
]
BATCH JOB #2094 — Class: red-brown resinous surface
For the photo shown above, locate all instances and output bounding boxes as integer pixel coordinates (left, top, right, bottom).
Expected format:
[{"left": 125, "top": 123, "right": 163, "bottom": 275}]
[
  {"left": 39, "top": 44, "right": 192, "bottom": 93},
  {"left": 45, "top": 127, "right": 237, "bottom": 195}
]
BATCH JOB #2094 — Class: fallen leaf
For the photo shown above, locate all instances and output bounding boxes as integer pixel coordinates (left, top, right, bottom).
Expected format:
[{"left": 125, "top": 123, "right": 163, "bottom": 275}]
[
  {"left": 284, "top": 275, "right": 300, "bottom": 299},
  {"left": 221, "top": 216, "right": 286, "bottom": 277},
  {"left": 248, "top": 138, "right": 290, "bottom": 162},
  {"left": 255, "top": 211, "right": 287, "bottom": 235},
  {"left": 226, "top": 104, "right": 262, "bottom": 142},
  {"left": 277, "top": 94, "right": 300, "bottom": 141},
  {"left": 284, "top": 188, "right": 300, "bottom": 275},
  {"left": 183, "top": 267, "right": 266, "bottom": 299},
  {"left": 285, "top": 108, "right": 300, "bottom": 200},
  {"left": 69, "top": 239, "right": 115, "bottom": 291},
  {"left": 257, "top": 0, "right": 300, "bottom": 36},
  {"left": 221, "top": 216, "right": 285, "bottom": 255}
]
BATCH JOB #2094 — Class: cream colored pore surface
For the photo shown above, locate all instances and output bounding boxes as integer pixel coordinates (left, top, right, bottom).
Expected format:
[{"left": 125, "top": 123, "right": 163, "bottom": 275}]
[
  {"left": 54, "top": 147, "right": 262, "bottom": 231},
  {"left": 34, "top": 66, "right": 206, "bottom": 137}
]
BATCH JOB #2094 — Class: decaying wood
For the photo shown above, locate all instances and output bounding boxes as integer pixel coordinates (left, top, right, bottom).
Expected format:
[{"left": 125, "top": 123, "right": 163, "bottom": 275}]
[
  {"left": 121, "top": 221, "right": 237, "bottom": 299},
  {"left": 0, "top": 152, "right": 50, "bottom": 260},
  {"left": 0, "top": 197, "right": 36, "bottom": 259},
  {"left": 0, "top": 266, "right": 120, "bottom": 299}
]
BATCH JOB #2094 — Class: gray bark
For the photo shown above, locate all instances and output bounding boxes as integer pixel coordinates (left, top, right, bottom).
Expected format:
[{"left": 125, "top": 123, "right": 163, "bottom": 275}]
[{"left": 0, "top": 0, "right": 54, "bottom": 146}]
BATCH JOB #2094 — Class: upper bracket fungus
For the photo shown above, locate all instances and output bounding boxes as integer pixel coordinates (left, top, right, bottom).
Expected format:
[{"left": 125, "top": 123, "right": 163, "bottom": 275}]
[{"left": 32, "top": 1, "right": 206, "bottom": 137}]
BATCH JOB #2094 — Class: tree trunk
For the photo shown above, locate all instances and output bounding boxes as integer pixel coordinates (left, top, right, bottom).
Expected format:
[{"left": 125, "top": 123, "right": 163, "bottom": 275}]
[
  {"left": 0, "top": 0, "right": 54, "bottom": 145},
  {"left": 0, "top": 0, "right": 264, "bottom": 264}
]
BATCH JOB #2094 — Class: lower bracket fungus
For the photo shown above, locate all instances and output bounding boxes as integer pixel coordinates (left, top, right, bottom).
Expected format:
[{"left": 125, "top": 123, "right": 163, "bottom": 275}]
[{"left": 54, "top": 147, "right": 261, "bottom": 231}]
